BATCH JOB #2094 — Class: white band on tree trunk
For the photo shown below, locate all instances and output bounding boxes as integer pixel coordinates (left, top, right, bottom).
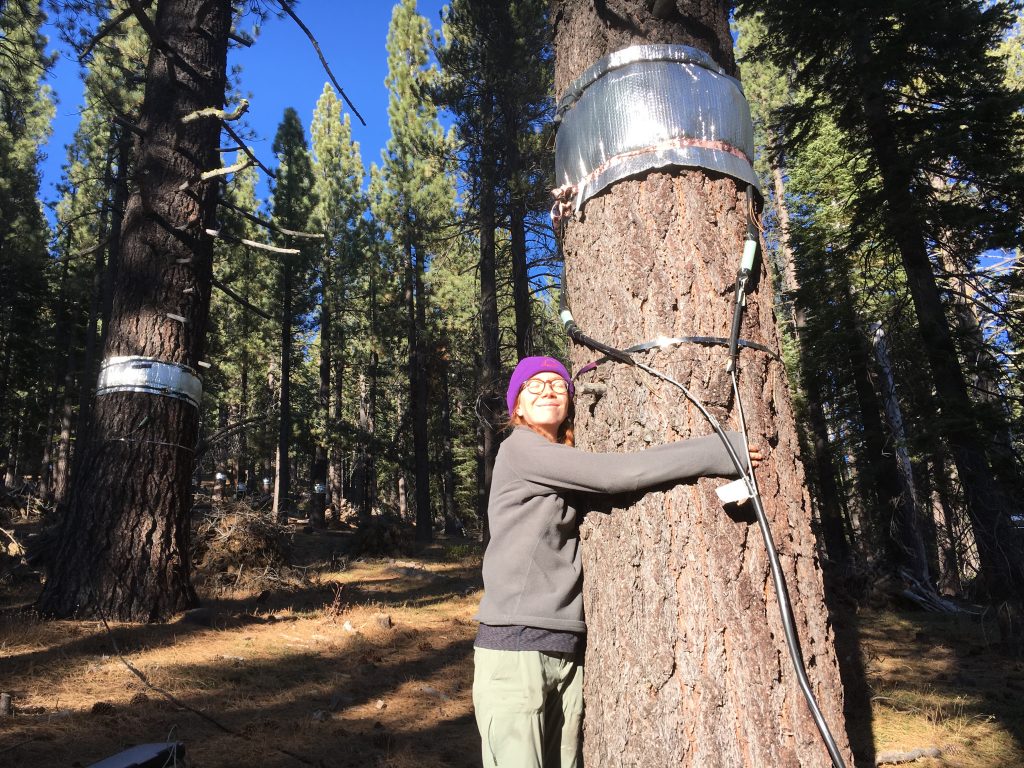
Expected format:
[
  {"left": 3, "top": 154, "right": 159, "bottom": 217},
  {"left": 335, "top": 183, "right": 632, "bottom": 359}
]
[
  {"left": 555, "top": 44, "right": 759, "bottom": 211},
  {"left": 96, "top": 356, "right": 203, "bottom": 409}
]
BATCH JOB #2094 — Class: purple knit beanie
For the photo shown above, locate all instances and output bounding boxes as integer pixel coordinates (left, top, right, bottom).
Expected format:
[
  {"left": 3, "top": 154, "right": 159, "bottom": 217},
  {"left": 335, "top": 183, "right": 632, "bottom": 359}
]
[{"left": 506, "top": 356, "right": 574, "bottom": 415}]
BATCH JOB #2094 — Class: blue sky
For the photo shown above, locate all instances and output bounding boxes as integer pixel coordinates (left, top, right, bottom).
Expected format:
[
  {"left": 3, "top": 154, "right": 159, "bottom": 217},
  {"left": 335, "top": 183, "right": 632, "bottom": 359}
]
[{"left": 39, "top": 0, "right": 448, "bottom": 212}]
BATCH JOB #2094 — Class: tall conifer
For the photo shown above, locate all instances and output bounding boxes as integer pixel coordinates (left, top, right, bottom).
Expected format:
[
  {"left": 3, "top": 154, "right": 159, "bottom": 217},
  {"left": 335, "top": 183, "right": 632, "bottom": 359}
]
[{"left": 371, "top": 0, "right": 455, "bottom": 542}]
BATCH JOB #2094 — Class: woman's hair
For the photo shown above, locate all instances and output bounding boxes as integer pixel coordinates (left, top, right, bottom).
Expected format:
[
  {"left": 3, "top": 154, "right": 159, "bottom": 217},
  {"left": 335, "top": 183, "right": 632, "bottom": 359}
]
[{"left": 505, "top": 397, "right": 575, "bottom": 446}]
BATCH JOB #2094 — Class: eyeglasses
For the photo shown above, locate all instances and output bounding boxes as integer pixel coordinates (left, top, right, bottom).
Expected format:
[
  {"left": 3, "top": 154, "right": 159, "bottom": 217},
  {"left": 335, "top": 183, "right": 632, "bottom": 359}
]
[{"left": 522, "top": 378, "right": 569, "bottom": 396}]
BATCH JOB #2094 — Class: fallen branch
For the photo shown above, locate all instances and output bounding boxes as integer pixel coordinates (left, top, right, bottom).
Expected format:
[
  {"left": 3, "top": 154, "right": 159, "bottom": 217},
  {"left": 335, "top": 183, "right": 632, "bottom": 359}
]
[
  {"left": 275, "top": 0, "right": 365, "bottom": 126},
  {"left": 875, "top": 746, "right": 941, "bottom": 765}
]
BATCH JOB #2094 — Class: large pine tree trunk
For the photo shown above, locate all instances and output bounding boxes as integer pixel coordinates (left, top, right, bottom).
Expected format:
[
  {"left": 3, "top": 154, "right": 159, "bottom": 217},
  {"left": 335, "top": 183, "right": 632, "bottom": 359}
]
[
  {"left": 38, "top": 0, "right": 230, "bottom": 621},
  {"left": 553, "top": 3, "right": 852, "bottom": 764}
]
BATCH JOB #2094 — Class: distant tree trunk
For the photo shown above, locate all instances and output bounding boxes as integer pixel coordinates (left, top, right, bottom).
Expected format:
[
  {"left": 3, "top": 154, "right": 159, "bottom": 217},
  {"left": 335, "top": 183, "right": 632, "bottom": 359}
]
[
  {"left": 507, "top": 141, "right": 533, "bottom": 359},
  {"left": 927, "top": 445, "right": 965, "bottom": 595},
  {"left": 311, "top": 270, "right": 330, "bottom": 528},
  {"left": 52, "top": 332, "right": 78, "bottom": 508},
  {"left": 478, "top": 104, "right": 502, "bottom": 543},
  {"left": 554, "top": 2, "right": 853, "bottom": 764},
  {"left": 328, "top": 345, "right": 345, "bottom": 511},
  {"left": 770, "top": 155, "right": 849, "bottom": 564},
  {"left": 437, "top": 344, "right": 461, "bottom": 534},
  {"left": 405, "top": 232, "right": 432, "bottom": 541},
  {"left": 869, "top": 323, "right": 929, "bottom": 582},
  {"left": 274, "top": 264, "right": 292, "bottom": 523},
  {"left": 235, "top": 352, "right": 249, "bottom": 493},
  {"left": 38, "top": 0, "right": 231, "bottom": 621}
]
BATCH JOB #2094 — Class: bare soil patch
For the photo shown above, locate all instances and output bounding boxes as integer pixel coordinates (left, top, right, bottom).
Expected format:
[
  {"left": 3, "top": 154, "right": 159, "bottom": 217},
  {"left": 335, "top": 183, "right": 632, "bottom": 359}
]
[{"left": 1, "top": 518, "right": 482, "bottom": 768}]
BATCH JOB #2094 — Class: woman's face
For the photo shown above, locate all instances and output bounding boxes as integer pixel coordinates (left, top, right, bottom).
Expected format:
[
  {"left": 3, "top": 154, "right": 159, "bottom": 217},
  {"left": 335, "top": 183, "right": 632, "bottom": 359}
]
[{"left": 515, "top": 371, "right": 570, "bottom": 438}]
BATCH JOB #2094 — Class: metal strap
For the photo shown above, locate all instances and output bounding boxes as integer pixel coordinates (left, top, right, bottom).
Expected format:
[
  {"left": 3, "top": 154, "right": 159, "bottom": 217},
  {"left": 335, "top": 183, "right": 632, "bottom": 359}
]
[
  {"left": 96, "top": 356, "right": 203, "bottom": 409},
  {"left": 555, "top": 44, "right": 759, "bottom": 211}
]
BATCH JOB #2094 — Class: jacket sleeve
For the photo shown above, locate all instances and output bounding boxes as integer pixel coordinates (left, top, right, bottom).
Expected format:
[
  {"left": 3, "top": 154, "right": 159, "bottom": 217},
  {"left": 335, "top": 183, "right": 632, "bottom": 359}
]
[{"left": 505, "top": 429, "right": 745, "bottom": 495}]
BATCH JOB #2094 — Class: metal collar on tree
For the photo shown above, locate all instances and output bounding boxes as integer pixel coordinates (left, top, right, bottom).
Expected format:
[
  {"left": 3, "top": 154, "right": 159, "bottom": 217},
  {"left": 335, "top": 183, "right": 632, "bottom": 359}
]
[
  {"left": 554, "top": 44, "right": 759, "bottom": 213},
  {"left": 96, "top": 356, "right": 203, "bottom": 409}
]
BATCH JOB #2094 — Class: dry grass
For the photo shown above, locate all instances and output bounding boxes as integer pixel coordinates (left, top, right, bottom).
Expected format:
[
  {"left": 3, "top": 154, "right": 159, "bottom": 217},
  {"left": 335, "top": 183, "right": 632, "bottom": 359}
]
[
  {"left": 858, "top": 609, "right": 1024, "bottom": 768},
  {"left": 2, "top": 519, "right": 1023, "bottom": 767}
]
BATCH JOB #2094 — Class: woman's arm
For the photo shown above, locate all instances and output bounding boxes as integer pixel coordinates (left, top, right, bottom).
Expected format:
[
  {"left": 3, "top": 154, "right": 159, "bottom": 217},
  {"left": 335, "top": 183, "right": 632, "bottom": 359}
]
[{"left": 505, "top": 429, "right": 748, "bottom": 495}]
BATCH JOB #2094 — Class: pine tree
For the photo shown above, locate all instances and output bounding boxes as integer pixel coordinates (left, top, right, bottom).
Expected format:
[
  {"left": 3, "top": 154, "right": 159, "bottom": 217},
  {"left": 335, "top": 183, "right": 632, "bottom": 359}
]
[
  {"left": 269, "top": 106, "right": 317, "bottom": 521},
  {"left": 371, "top": 0, "right": 455, "bottom": 542},
  {"left": 310, "top": 83, "right": 365, "bottom": 523},
  {"left": 740, "top": 0, "right": 1024, "bottom": 618},
  {"left": 38, "top": 0, "right": 232, "bottom": 621}
]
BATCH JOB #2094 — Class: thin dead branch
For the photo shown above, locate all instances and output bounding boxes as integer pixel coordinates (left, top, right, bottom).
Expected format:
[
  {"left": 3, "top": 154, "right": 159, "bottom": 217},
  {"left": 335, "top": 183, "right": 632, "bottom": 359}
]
[
  {"left": 112, "top": 114, "right": 145, "bottom": 138},
  {"left": 216, "top": 197, "right": 324, "bottom": 240},
  {"left": 78, "top": 0, "right": 155, "bottom": 62},
  {"left": 275, "top": 0, "right": 366, "bottom": 126},
  {"left": 205, "top": 229, "right": 300, "bottom": 255},
  {"left": 210, "top": 278, "right": 273, "bottom": 322},
  {"left": 221, "top": 122, "right": 276, "bottom": 179}
]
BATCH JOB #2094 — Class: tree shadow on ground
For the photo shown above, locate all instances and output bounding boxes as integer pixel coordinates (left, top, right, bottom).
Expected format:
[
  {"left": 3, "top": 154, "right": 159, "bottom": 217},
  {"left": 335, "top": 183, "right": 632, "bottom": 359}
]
[
  {"left": 1, "top": 586, "right": 481, "bottom": 768},
  {"left": 819, "top": 564, "right": 877, "bottom": 768}
]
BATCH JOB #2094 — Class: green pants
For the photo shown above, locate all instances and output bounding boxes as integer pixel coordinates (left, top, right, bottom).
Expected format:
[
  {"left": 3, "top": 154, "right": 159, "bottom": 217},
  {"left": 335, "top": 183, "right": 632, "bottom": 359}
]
[{"left": 472, "top": 648, "right": 584, "bottom": 768}]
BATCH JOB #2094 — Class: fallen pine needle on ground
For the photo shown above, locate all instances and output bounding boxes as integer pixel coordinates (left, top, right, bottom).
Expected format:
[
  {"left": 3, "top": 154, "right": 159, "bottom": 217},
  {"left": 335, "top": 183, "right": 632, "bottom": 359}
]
[{"left": 1, "top": 518, "right": 1022, "bottom": 767}]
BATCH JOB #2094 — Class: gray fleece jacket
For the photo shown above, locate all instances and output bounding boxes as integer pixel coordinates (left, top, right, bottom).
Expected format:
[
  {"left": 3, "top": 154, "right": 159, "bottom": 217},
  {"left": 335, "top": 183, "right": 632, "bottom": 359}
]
[{"left": 474, "top": 427, "right": 744, "bottom": 633}]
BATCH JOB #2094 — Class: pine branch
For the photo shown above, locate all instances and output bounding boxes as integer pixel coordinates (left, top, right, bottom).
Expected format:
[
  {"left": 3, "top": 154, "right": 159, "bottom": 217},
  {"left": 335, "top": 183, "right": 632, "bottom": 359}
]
[
  {"left": 275, "top": 0, "right": 366, "bottom": 126},
  {"left": 216, "top": 197, "right": 324, "bottom": 240},
  {"left": 123, "top": 0, "right": 203, "bottom": 84},
  {"left": 211, "top": 277, "right": 273, "bottom": 321},
  {"left": 78, "top": 0, "right": 155, "bottom": 62}
]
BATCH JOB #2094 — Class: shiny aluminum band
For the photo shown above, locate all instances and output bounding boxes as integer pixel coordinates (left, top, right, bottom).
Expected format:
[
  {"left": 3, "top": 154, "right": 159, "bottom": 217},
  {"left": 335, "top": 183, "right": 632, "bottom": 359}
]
[
  {"left": 555, "top": 44, "right": 759, "bottom": 211},
  {"left": 96, "top": 356, "right": 203, "bottom": 409}
]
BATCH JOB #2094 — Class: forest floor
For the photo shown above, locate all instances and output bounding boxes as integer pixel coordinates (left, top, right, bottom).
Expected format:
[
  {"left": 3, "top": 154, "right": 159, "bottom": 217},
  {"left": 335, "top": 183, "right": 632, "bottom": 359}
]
[{"left": 1, "top": 511, "right": 1023, "bottom": 768}]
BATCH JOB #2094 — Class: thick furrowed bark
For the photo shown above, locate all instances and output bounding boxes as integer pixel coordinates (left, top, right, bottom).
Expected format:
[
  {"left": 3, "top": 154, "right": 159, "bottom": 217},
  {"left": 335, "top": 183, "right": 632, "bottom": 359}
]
[
  {"left": 38, "top": 0, "right": 230, "bottom": 622},
  {"left": 553, "top": 2, "right": 853, "bottom": 763}
]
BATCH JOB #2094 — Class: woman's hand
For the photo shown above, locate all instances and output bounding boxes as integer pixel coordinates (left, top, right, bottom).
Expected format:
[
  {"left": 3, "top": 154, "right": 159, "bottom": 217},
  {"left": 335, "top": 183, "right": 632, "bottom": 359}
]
[{"left": 748, "top": 445, "right": 764, "bottom": 468}]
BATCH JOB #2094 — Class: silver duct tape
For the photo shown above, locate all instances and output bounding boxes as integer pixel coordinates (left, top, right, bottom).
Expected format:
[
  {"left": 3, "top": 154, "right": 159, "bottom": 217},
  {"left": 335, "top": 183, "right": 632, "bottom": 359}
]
[
  {"left": 96, "top": 356, "right": 203, "bottom": 408},
  {"left": 555, "top": 44, "right": 759, "bottom": 210}
]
